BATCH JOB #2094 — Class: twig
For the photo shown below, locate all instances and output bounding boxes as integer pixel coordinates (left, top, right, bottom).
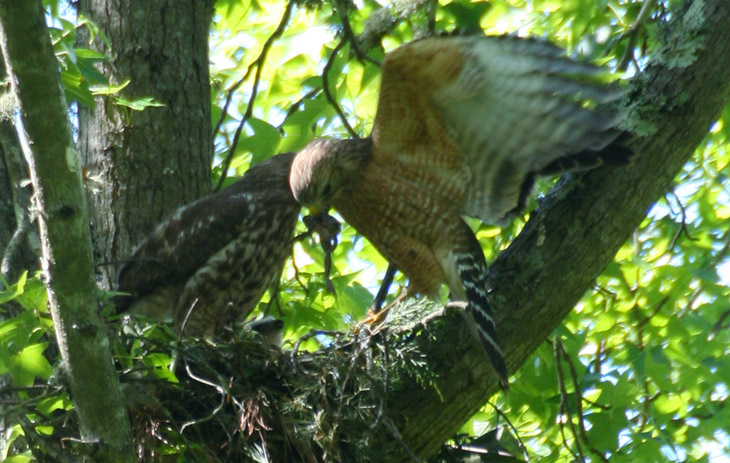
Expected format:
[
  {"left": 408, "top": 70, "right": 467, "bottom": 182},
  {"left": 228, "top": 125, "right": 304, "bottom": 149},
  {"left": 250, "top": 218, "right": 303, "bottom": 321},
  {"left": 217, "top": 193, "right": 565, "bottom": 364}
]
[
  {"left": 211, "top": 77, "right": 247, "bottom": 145},
  {"left": 366, "top": 334, "right": 389, "bottom": 441},
  {"left": 289, "top": 329, "right": 341, "bottom": 368},
  {"left": 426, "top": 0, "right": 438, "bottom": 35},
  {"left": 664, "top": 191, "right": 697, "bottom": 249},
  {"left": 487, "top": 401, "right": 529, "bottom": 461},
  {"left": 383, "top": 416, "right": 422, "bottom": 463},
  {"left": 592, "top": 339, "right": 607, "bottom": 376},
  {"left": 177, "top": 298, "right": 199, "bottom": 343},
  {"left": 0, "top": 206, "right": 31, "bottom": 283},
  {"left": 288, "top": 240, "right": 310, "bottom": 292},
  {"left": 592, "top": 284, "right": 617, "bottom": 300},
  {"left": 334, "top": 0, "right": 381, "bottom": 66},
  {"left": 558, "top": 342, "right": 608, "bottom": 463},
  {"left": 18, "top": 414, "right": 79, "bottom": 463},
  {"left": 581, "top": 394, "right": 612, "bottom": 411},
  {"left": 179, "top": 358, "right": 228, "bottom": 434},
  {"left": 277, "top": 88, "right": 322, "bottom": 132},
  {"left": 554, "top": 338, "right": 586, "bottom": 463},
  {"left": 636, "top": 294, "right": 670, "bottom": 331},
  {"left": 616, "top": 0, "right": 654, "bottom": 72},
  {"left": 712, "top": 308, "right": 730, "bottom": 333},
  {"left": 322, "top": 39, "right": 359, "bottom": 139},
  {"left": 213, "top": 1, "right": 295, "bottom": 192},
  {"left": 0, "top": 384, "right": 64, "bottom": 394},
  {"left": 300, "top": 213, "right": 342, "bottom": 294}
]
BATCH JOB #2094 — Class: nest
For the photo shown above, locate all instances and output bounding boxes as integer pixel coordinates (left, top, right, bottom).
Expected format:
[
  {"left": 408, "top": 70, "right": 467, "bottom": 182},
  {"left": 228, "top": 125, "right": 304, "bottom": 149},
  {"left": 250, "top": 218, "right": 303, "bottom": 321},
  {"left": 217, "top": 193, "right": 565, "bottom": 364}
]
[
  {"left": 2, "top": 299, "right": 451, "bottom": 462},
  {"left": 122, "top": 300, "right": 447, "bottom": 462}
]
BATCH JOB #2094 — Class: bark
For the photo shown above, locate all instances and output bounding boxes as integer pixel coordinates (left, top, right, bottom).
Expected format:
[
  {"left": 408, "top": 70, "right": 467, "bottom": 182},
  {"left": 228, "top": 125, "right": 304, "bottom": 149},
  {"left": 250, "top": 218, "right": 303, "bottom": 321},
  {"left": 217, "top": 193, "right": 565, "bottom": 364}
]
[
  {"left": 0, "top": 1, "right": 134, "bottom": 462},
  {"left": 0, "top": 58, "right": 37, "bottom": 286},
  {"left": 375, "top": 0, "right": 730, "bottom": 460},
  {"left": 77, "top": 0, "right": 215, "bottom": 288}
]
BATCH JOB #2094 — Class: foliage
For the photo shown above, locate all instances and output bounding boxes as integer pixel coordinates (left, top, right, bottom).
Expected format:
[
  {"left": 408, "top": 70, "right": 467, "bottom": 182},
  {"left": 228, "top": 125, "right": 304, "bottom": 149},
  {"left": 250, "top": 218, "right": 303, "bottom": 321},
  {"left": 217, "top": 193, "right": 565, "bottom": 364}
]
[
  {"left": 2, "top": 277, "right": 448, "bottom": 462},
  {"left": 1, "top": 0, "right": 729, "bottom": 462}
]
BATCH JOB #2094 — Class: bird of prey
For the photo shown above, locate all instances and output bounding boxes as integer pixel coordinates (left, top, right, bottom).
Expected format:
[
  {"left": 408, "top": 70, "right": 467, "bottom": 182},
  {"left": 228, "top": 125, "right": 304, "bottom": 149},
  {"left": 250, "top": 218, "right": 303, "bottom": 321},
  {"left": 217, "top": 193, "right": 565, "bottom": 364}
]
[
  {"left": 289, "top": 35, "right": 632, "bottom": 389},
  {"left": 115, "top": 152, "right": 299, "bottom": 338}
]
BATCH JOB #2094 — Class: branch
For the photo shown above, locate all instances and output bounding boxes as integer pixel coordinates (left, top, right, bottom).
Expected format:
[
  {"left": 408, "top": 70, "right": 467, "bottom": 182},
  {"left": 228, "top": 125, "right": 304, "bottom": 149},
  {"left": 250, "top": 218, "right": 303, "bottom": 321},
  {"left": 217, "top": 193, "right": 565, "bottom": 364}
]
[
  {"left": 0, "top": 1, "right": 135, "bottom": 462},
  {"left": 213, "top": 0, "right": 294, "bottom": 192},
  {"left": 0, "top": 101, "right": 37, "bottom": 284},
  {"left": 322, "top": 39, "right": 359, "bottom": 139},
  {"left": 617, "top": 0, "right": 655, "bottom": 72},
  {"left": 334, "top": 0, "right": 381, "bottom": 66},
  {"left": 367, "top": 0, "right": 730, "bottom": 460},
  {"left": 279, "top": 0, "right": 432, "bottom": 135}
]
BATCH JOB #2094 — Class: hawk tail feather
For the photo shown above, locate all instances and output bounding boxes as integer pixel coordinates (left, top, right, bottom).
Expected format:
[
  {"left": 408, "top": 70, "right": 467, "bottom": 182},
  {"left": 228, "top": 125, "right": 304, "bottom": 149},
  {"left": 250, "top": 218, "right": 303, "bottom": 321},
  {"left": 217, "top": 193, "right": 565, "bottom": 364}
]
[
  {"left": 539, "top": 139, "right": 633, "bottom": 176},
  {"left": 455, "top": 227, "right": 509, "bottom": 390},
  {"left": 466, "top": 304, "right": 509, "bottom": 391}
]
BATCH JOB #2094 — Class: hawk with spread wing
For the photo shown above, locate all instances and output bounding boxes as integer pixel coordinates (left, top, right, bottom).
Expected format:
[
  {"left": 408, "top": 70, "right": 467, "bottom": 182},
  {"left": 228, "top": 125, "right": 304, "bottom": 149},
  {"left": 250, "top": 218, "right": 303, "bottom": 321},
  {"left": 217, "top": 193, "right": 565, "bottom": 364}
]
[
  {"left": 289, "top": 35, "right": 632, "bottom": 389},
  {"left": 115, "top": 153, "right": 299, "bottom": 338}
]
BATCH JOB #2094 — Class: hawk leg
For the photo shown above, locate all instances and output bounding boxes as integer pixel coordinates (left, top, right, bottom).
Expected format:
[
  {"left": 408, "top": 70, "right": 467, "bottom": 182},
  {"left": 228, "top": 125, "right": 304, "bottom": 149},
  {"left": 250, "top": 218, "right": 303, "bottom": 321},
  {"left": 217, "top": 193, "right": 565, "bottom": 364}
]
[{"left": 372, "top": 263, "right": 398, "bottom": 313}]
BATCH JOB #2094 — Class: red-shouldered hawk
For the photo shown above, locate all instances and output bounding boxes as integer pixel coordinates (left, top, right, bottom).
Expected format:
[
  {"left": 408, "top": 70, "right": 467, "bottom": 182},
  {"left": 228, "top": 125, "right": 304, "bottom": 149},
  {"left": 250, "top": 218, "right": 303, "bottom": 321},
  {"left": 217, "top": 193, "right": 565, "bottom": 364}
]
[
  {"left": 289, "top": 35, "right": 632, "bottom": 390},
  {"left": 115, "top": 152, "right": 299, "bottom": 338}
]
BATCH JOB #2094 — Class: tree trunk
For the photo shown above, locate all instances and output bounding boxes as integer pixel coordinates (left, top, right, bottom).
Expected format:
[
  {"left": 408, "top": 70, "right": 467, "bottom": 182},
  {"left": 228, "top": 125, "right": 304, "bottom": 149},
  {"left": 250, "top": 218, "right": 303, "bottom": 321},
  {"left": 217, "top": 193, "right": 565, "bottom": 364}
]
[
  {"left": 375, "top": 0, "right": 730, "bottom": 460},
  {"left": 0, "top": 58, "right": 37, "bottom": 286},
  {"left": 77, "top": 0, "right": 215, "bottom": 288},
  {"left": 0, "top": 1, "right": 134, "bottom": 461}
]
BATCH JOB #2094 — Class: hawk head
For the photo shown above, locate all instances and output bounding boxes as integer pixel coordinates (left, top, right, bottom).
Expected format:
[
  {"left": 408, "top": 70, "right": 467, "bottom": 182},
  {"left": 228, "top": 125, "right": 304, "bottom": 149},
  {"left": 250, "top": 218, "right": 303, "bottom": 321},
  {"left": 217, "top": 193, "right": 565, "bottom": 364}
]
[{"left": 289, "top": 138, "right": 371, "bottom": 215}]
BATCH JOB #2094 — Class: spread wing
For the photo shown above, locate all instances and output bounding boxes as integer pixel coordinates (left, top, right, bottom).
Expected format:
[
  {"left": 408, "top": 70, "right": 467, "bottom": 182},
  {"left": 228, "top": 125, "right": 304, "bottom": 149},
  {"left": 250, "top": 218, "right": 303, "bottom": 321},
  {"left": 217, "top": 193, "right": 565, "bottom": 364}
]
[{"left": 370, "top": 35, "right": 630, "bottom": 224}]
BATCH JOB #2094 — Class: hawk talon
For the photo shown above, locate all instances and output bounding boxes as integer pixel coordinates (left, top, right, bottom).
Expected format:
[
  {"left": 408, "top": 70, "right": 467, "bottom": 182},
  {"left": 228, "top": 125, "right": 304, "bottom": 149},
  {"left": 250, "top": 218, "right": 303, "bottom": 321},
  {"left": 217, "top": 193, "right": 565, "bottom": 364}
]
[
  {"left": 443, "top": 300, "right": 469, "bottom": 315},
  {"left": 361, "top": 286, "right": 408, "bottom": 328}
]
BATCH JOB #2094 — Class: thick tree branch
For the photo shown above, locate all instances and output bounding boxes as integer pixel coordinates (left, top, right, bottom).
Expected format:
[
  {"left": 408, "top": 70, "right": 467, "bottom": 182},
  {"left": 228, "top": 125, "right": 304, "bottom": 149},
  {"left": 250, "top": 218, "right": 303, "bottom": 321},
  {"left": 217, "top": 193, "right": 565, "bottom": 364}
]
[
  {"left": 0, "top": 59, "right": 37, "bottom": 285},
  {"left": 0, "top": 1, "right": 134, "bottom": 462},
  {"left": 374, "top": 0, "right": 730, "bottom": 460}
]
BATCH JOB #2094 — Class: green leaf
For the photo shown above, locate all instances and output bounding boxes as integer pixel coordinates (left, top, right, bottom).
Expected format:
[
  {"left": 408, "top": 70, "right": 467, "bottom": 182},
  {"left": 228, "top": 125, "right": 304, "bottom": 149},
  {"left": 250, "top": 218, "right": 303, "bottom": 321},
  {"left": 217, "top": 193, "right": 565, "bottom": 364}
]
[
  {"left": 36, "top": 394, "right": 73, "bottom": 416},
  {"left": 441, "top": 1, "right": 492, "bottom": 31},
  {"left": 113, "top": 96, "right": 165, "bottom": 111},
  {"left": 9, "top": 343, "right": 53, "bottom": 387},
  {"left": 0, "top": 271, "right": 27, "bottom": 305},
  {"left": 90, "top": 79, "right": 130, "bottom": 95},
  {"left": 280, "top": 94, "right": 330, "bottom": 151},
  {"left": 60, "top": 68, "right": 95, "bottom": 107},
  {"left": 645, "top": 346, "right": 673, "bottom": 390},
  {"left": 143, "top": 353, "right": 179, "bottom": 383},
  {"left": 238, "top": 118, "right": 282, "bottom": 164},
  {"left": 2, "top": 452, "right": 33, "bottom": 463},
  {"left": 333, "top": 278, "right": 372, "bottom": 319},
  {"left": 585, "top": 410, "right": 624, "bottom": 452}
]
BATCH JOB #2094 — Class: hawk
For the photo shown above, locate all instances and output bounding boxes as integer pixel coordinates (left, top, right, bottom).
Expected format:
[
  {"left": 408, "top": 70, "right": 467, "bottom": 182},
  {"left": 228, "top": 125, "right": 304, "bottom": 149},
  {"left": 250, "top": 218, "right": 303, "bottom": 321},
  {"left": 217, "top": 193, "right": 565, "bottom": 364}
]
[
  {"left": 115, "top": 152, "right": 299, "bottom": 338},
  {"left": 289, "top": 35, "right": 632, "bottom": 389}
]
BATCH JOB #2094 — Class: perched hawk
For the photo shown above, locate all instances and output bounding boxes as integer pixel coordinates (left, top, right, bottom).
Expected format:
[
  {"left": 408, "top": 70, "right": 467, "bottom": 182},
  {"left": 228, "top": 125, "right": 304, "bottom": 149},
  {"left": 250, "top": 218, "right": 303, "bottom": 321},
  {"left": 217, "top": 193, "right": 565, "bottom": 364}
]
[
  {"left": 289, "top": 35, "right": 632, "bottom": 389},
  {"left": 116, "top": 153, "right": 299, "bottom": 338}
]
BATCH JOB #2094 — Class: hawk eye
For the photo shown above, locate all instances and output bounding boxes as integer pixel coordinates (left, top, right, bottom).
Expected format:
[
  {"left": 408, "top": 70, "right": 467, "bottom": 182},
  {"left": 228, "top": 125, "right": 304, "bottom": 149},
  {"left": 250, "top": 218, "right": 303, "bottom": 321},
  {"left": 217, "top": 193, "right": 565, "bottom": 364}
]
[{"left": 322, "top": 184, "right": 331, "bottom": 196}]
